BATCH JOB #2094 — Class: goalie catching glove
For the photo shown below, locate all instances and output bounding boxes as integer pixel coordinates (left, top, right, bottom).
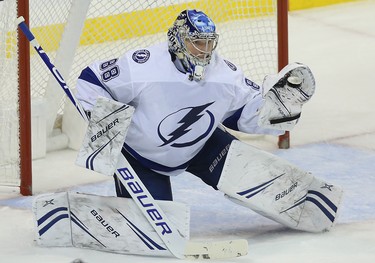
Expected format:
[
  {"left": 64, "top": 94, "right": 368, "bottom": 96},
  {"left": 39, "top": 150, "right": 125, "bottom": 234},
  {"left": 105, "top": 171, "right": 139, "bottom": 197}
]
[{"left": 258, "top": 62, "right": 316, "bottom": 130}]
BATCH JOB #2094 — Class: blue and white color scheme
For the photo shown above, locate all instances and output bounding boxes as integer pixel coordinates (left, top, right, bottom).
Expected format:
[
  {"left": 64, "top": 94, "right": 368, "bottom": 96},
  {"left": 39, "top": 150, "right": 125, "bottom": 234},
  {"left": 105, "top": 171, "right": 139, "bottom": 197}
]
[
  {"left": 32, "top": 192, "right": 190, "bottom": 257},
  {"left": 18, "top": 18, "right": 248, "bottom": 259},
  {"left": 3, "top": 2, "right": 374, "bottom": 261},
  {"left": 218, "top": 140, "right": 343, "bottom": 232},
  {"left": 76, "top": 42, "right": 280, "bottom": 176},
  {"left": 167, "top": 9, "right": 219, "bottom": 81},
  {"left": 187, "top": 10, "right": 216, "bottom": 33},
  {"left": 75, "top": 97, "right": 134, "bottom": 177}
]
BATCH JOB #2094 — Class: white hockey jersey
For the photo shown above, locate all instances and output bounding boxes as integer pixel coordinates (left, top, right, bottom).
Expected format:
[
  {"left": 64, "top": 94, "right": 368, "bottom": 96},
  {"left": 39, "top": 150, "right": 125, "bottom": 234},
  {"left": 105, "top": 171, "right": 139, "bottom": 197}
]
[{"left": 76, "top": 42, "right": 280, "bottom": 175}]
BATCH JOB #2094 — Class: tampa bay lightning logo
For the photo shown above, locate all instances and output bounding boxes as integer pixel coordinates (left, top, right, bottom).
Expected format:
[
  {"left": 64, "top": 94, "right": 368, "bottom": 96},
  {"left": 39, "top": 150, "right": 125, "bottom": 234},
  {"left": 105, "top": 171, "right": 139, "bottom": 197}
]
[
  {"left": 157, "top": 102, "right": 215, "bottom": 148},
  {"left": 132, "top": 49, "right": 150, "bottom": 63},
  {"left": 224, "top": 60, "right": 237, "bottom": 71},
  {"left": 245, "top": 78, "right": 260, "bottom": 91},
  {"left": 188, "top": 10, "right": 215, "bottom": 33}
]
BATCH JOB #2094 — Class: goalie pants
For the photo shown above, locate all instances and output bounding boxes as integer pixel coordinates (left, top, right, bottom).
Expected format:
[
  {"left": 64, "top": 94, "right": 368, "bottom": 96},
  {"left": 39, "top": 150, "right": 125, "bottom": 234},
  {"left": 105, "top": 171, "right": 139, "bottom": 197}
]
[{"left": 114, "top": 127, "right": 236, "bottom": 201}]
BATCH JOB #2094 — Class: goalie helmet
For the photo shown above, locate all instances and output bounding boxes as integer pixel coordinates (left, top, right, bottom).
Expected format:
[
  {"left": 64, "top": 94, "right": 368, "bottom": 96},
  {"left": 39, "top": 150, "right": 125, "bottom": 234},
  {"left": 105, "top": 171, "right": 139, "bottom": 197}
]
[{"left": 168, "top": 9, "right": 219, "bottom": 81}]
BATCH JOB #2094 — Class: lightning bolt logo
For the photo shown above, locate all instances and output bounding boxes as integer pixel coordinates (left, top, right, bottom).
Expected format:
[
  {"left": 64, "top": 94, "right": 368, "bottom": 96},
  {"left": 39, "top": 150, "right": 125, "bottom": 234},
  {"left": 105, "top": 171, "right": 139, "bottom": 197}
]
[{"left": 158, "top": 102, "right": 215, "bottom": 148}]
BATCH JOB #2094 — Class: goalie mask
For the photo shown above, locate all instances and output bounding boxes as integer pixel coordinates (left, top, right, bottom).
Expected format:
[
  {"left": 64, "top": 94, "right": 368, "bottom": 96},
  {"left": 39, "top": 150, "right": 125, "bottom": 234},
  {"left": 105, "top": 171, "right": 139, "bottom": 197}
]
[{"left": 168, "top": 9, "right": 219, "bottom": 81}]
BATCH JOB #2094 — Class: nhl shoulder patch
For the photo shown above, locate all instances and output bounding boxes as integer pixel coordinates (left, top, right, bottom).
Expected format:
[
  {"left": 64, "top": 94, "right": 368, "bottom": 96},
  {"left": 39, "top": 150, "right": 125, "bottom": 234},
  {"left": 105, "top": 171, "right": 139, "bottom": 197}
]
[
  {"left": 132, "top": 49, "right": 150, "bottom": 64},
  {"left": 224, "top": 59, "right": 237, "bottom": 71}
]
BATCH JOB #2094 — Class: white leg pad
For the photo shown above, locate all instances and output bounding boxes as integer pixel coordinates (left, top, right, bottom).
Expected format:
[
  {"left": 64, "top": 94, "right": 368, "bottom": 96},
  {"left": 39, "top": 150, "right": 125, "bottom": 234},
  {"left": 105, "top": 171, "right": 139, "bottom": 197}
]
[
  {"left": 296, "top": 176, "right": 343, "bottom": 232},
  {"left": 218, "top": 140, "right": 343, "bottom": 232},
  {"left": 32, "top": 192, "right": 73, "bottom": 247},
  {"left": 33, "top": 192, "right": 190, "bottom": 257}
]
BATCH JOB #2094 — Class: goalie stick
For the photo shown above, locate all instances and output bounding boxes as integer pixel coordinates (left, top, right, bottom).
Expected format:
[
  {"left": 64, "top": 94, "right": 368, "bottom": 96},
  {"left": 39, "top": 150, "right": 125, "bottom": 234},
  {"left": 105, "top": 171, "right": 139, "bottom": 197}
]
[{"left": 17, "top": 16, "right": 248, "bottom": 259}]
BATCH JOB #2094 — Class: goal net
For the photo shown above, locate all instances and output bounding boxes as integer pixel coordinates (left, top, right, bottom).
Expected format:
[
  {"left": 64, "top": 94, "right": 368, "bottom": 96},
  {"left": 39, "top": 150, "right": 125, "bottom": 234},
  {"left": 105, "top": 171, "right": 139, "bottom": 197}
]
[
  {"left": 0, "top": 0, "right": 20, "bottom": 188},
  {"left": 0, "top": 0, "right": 287, "bottom": 195}
]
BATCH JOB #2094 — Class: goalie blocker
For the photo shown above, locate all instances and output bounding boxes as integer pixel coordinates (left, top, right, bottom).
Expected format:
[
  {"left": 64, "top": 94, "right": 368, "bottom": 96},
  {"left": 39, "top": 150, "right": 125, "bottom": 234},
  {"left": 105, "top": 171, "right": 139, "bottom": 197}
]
[{"left": 75, "top": 96, "right": 134, "bottom": 176}]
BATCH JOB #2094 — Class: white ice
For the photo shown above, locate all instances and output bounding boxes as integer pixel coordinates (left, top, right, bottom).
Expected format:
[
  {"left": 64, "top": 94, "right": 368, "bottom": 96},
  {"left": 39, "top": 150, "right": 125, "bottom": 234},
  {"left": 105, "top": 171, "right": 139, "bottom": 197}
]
[{"left": 1, "top": 1, "right": 375, "bottom": 262}]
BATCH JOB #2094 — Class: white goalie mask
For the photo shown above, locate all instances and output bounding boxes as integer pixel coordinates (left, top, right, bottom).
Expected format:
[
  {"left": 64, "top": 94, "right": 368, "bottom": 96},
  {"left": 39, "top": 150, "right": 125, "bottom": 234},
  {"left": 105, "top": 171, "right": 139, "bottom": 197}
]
[{"left": 168, "top": 9, "right": 219, "bottom": 81}]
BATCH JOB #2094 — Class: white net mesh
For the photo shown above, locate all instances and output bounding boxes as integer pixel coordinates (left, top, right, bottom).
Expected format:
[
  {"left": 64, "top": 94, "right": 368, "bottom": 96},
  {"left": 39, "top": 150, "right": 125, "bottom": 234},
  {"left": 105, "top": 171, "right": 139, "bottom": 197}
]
[
  {"left": 0, "top": 0, "right": 279, "bottom": 188},
  {"left": 0, "top": 0, "right": 20, "bottom": 186}
]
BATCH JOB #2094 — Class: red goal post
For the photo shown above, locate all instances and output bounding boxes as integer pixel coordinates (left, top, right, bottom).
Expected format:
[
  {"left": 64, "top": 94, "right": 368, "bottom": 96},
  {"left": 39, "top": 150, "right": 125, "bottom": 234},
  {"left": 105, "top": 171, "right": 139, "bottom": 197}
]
[
  {"left": 277, "top": 0, "right": 290, "bottom": 149},
  {"left": 17, "top": 0, "right": 32, "bottom": 195},
  {"left": 1, "top": 0, "right": 289, "bottom": 196}
]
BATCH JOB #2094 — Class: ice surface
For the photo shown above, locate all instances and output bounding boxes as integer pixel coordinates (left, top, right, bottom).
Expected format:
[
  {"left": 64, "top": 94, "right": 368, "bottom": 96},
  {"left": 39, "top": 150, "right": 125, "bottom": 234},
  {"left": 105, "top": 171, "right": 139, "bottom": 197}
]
[{"left": 0, "top": 1, "right": 374, "bottom": 262}]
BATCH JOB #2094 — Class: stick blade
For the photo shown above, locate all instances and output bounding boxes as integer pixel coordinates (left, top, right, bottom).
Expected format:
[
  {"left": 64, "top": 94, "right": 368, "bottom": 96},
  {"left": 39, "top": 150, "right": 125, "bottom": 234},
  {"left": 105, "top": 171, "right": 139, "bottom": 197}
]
[{"left": 184, "top": 239, "right": 248, "bottom": 260}]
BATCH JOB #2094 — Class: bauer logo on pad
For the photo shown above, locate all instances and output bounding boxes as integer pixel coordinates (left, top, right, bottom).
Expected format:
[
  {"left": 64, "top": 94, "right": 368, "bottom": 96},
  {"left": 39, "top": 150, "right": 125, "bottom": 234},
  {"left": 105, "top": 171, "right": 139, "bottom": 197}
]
[{"left": 76, "top": 97, "right": 134, "bottom": 176}]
